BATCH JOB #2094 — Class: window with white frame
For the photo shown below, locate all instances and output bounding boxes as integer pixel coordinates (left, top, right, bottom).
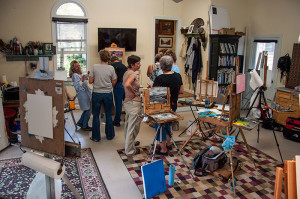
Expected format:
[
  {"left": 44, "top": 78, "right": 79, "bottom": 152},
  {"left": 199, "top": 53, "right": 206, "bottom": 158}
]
[{"left": 51, "top": 0, "right": 88, "bottom": 75}]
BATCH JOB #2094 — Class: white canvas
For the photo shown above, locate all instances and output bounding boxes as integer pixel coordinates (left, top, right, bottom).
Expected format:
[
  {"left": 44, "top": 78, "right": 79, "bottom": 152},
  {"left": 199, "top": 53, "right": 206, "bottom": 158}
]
[
  {"left": 209, "top": 6, "right": 230, "bottom": 34},
  {"left": 196, "top": 80, "right": 218, "bottom": 98},
  {"left": 27, "top": 94, "right": 53, "bottom": 139}
]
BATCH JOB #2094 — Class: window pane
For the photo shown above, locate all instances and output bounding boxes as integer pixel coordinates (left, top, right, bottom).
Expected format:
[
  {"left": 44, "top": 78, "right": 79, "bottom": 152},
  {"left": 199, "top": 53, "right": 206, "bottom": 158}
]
[
  {"left": 56, "top": 3, "right": 84, "bottom": 16},
  {"left": 57, "top": 41, "right": 86, "bottom": 51},
  {"left": 57, "top": 53, "right": 87, "bottom": 75},
  {"left": 254, "top": 42, "right": 275, "bottom": 70},
  {"left": 57, "top": 22, "right": 85, "bottom": 40}
]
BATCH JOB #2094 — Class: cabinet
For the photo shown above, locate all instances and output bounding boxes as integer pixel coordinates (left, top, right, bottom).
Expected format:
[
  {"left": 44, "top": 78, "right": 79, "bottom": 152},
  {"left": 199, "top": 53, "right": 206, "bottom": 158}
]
[
  {"left": 209, "top": 34, "right": 240, "bottom": 94},
  {"left": 273, "top": 87, "right": 300, "bottom": 126}
]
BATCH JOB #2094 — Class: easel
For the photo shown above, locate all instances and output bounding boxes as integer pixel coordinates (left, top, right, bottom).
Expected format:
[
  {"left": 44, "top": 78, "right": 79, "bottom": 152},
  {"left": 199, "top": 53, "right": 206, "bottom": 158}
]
[
  {"left": 142, "top": 87, "right": 194, "bottom": 178},
  {"left": 245, "top": 54, "right": 284, "bottom": 163},
  {"left": 274, "top": 159, "right": 298, "bottom": 199}
]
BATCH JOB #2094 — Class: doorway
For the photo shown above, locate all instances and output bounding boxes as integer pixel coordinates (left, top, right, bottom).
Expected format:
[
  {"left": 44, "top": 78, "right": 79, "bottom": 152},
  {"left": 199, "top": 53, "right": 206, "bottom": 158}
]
[
  {"left": 153, "top": 17, "right": 181, "bottom": 63},
  {"left": 244, "top": 35, "right": 282, "bottom": 107}
]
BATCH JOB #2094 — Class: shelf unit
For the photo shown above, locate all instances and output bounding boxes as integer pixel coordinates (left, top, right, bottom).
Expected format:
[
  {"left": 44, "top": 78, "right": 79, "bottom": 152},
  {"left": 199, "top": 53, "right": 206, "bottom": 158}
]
[
  {"left": 6, "top": 55, "right": 52, "bottom": 61},
  {"left": 209, "top": 34, "right": 240, "bottom": 94}
]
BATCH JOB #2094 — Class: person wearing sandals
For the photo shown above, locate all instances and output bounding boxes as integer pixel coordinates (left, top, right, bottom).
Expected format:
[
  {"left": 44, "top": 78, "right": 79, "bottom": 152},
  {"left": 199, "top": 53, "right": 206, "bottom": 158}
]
[
  {"left": 69, "top": 60, "right": 92, "bottom": 131},
  {"left": 152, "top": 55, "right": 184, "bottom": 156},
  {"left": 123, "top": 55, "right": 142, "bottom": 156},
  {"left": 89, "top": 50, "right": 117, "bottom": 142}
]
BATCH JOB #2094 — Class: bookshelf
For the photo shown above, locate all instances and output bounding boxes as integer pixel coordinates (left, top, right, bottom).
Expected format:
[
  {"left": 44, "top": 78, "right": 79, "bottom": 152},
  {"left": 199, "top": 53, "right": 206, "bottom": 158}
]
[{"left": 209, "top": 34, "right": 240, "bottom": 94}]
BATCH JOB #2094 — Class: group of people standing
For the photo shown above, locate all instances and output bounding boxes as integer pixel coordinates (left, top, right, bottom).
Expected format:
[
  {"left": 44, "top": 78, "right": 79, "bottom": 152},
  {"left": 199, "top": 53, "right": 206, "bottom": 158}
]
[{"left": 69, "top": 48, "right": 183, "bottom": 157}]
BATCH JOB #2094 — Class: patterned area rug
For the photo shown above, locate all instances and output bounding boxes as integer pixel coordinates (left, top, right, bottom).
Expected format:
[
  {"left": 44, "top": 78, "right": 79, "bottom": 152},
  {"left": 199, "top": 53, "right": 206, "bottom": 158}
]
[
  {"left": 118, "top": 139, "right": 283, "bottom": 199},
  {"left": 0, "top": 148, "right": 110, "bottom": 199}
]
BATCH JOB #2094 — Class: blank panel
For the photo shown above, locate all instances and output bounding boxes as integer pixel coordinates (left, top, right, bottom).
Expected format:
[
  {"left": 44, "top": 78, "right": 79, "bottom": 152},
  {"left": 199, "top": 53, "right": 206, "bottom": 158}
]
[{"left": 27, "top": 94, "right": 53, "bottom": 139}]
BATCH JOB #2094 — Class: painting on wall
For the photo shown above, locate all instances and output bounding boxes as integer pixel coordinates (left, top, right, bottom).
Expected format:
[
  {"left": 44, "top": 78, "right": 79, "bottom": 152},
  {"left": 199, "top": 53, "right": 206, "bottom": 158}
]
[
  {"left": 159, "top": 37, "right": 173, "bottom": 48},
  {"left": 158, "top": 20, "right": 174, "bottom": 35}
]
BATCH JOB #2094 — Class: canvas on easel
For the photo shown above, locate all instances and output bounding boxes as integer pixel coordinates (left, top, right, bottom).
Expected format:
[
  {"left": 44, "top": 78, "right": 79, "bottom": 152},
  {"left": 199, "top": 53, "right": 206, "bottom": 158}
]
[{"left": 142, "top": 87, "right": 183, "bottom": 123}]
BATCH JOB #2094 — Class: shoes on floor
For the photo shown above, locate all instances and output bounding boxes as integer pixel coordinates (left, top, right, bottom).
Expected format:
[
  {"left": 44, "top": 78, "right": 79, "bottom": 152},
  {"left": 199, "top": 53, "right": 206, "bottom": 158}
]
[
  {"left": 156, "top": 150, "right": 168, "bottom": 156},
  {"left": 77, "top": 122, "right": 83, "bottom": 127},
  {"left": 113, "top": 122, "right": 121, "bottom": 127},
  {"left": 82, "top": 126, "right": 92, "bottom": 131},
  {"left": 134, "top": 141, "right": 140, "bottom": 146},
  {"left": 167, "top": 145, "right": 172, "bottom": 151},
  {"left": 90, "top": 137, "right": 100, "bottom": 142},
  {"left": 135, "top": 148, "right": 140, "bottom": 154}
]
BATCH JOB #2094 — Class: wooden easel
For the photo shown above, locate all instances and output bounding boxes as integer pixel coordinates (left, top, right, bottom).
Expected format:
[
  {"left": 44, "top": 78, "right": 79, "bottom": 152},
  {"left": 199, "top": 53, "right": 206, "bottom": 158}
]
[
  {"left": 142, "top": 88, "right": 195, "bottom": 177},
  {"left": 142, "top": 88, "right": 183, "bottom": 123}
]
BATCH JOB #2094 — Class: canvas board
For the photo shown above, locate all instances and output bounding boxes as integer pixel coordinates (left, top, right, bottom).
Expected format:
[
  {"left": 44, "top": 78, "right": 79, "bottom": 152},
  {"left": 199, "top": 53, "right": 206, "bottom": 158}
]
[
  {"left": 150, "top": 113, "right": 178, "bottom": 121},
  {"left": 209, "top": 6, "right": 230, "bottom": 34},
  {"left": 149, "top": 87, "right": 167, "bottom": 104},
  {"left": 141, "top": 159, "right": 166, "bottom": 199},
  {"left": 27, "top": 94, "right": 53, "bottom": 139},
  {"left": 197, "top": 80, "right": 218, "bottom": 98},
  {"left": 236, "top": 74, "right": 246, "bottom": 94}
]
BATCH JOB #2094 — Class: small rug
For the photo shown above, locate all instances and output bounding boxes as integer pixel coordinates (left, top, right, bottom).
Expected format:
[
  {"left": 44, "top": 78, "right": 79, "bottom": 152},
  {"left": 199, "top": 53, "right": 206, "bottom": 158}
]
[
  {"left": 0, "top": 148, "right": 110, "bottom": 199},
  {"left": 118, "top": 139, "right": 283, "bottom": 199}
]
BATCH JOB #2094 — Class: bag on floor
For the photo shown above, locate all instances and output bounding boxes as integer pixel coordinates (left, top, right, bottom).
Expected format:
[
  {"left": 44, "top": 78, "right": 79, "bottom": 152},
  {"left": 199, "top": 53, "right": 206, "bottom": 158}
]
[
  {"left": 186, "top": 120, "right": 200, "bottom": 135},
  {"left": 192, "top": 146, "right": 227, "bottom": 177},
  {"left": 283, "top": 117, "right": 300, "bottom": 142}
]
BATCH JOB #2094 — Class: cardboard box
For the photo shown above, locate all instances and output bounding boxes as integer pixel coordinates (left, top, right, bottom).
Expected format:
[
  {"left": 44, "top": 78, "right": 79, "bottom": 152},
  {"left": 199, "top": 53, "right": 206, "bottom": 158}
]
[{"left": 218, "top": 28, "right": 235, "bottom": 35}]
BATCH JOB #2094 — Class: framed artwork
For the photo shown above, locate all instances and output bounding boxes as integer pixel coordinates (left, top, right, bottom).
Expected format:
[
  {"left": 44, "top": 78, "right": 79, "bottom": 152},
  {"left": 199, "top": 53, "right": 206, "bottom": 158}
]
[
  {"left": 158, "top": 20, "right": 174, "bottom": 35},
  {"left": 105, "top": 47, "right": 125, "bottom": 64},
  {"left": 43, "top": 43, "right": 53, "bottom": 55},
  {"left": 187, "top": 25, "right": 194, "bottom": 34},
  {"left": 159, "top": 37, "right": 173, "bottom": 48}
]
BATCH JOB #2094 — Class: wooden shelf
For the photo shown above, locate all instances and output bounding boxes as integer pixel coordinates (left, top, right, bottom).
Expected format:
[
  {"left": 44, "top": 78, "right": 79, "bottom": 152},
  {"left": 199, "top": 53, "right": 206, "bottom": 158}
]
[{"left": 6, "top": 55, "right": 52, "bottom": 61}]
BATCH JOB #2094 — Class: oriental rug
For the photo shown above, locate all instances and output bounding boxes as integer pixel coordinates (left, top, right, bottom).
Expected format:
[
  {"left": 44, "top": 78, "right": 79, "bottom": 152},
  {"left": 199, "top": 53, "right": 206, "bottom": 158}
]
[
  {"left": 0, "top": 148, "right": 110, "bottom": 199},
  {"left": 118, "top": 139, "right": 283, "bottom": 199}
]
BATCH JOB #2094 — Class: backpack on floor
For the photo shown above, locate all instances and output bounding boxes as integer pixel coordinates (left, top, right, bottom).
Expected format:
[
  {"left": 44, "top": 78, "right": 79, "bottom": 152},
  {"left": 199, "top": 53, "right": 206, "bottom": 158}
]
[
  {"left": 192, "top": 146, "right": 227, "bottom": 177},
  {"left": 283, "top": 117, "right": 300, "bottom": 142}
]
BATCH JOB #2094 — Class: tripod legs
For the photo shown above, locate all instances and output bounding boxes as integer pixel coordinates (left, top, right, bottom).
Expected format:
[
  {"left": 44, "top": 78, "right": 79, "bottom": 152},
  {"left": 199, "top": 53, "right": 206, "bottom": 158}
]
[{"left": 144, "top": 123, "right": 194, "bottom": 178}]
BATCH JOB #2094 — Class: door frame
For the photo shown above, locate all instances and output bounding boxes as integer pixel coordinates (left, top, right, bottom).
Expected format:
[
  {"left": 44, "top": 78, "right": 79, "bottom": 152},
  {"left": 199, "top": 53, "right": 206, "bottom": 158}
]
[
  {"left": 246, "top": 34, "right": 282, "bottom": 102},
  {"left": 152, "top": 16, "right": 181, "bottom": 63}
]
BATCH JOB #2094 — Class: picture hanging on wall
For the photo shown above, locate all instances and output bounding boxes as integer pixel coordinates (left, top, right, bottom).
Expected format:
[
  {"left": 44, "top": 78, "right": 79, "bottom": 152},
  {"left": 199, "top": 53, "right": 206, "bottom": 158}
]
[
  {"left": 159, "top": 37, "right": 173, "bottom": 48},
  {"left": 158, "top": 20, "right": 174, "bottom": 35},
  {"left": 42, "top": 43, "right": 53, "bottom": 55},
  {"left": 187, "top": 25, "right": 194, "bottom": 34}
]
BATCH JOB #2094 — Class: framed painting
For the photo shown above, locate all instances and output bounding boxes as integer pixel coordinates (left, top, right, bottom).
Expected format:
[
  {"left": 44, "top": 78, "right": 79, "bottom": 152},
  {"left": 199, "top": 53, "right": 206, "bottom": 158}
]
[
  {"left": 42, "top": 43, "right": 53, "bottom": 55},
  {"left": 159, "top": 37, "right": 173, "bottom": 48},
  {"left": 158, "top": 20, "right": 174, "bottom": 35}
]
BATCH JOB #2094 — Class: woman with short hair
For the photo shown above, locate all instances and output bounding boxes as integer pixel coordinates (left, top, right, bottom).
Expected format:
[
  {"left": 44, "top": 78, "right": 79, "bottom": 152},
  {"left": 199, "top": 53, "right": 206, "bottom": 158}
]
[
  {"left": 153, "top": 55, "right": 184, "bottom": 155},
  {"left": 89, "top": 50, "right": 117, "bottom": 142},
  {"left": 123, "top": 55, "right": 142, "bottom": 156}
]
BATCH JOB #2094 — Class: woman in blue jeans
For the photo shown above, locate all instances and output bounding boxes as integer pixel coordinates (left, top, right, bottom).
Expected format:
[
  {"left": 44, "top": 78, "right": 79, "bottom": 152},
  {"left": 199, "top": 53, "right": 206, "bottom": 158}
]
[
  {"left": 69, "top": 60, "right": 92, "bottom": 131},
  {"left": 89, "top": 50, "right": 117, "bottom": 142}
]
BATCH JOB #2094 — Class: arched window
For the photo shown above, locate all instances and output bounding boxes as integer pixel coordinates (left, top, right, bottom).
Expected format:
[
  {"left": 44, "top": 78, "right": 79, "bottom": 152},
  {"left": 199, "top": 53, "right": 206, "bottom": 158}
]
[{"left": 51, "top": 0, "right": 88, "bottom": 74}]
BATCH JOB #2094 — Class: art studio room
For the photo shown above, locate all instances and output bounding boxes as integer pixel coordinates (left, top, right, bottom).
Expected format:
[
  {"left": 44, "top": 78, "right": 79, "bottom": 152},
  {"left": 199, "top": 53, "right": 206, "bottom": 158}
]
[{"left": 1, "top": 0, "right": 300, "bottom": 198}]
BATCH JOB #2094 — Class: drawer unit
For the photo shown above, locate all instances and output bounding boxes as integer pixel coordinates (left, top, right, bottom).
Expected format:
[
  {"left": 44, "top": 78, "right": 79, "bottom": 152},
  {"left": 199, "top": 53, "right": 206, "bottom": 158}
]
[{"left": 273, "top": 88, "right": 300, "bottom": 126}]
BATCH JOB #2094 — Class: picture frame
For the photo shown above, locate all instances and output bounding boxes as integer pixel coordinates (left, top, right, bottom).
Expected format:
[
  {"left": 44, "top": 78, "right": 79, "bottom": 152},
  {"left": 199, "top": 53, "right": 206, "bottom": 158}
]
[
  {"left": 159, "top": 37, "right": 173, "bottom": 48},
  {"left": 158, "top": 20, "right": 174, "bottom": 35},
  {"left": 42, "top": 43, "right": 53, "bottom": 55},
  {"left": 187, "top": 25, "right": 194, "bottom": 34}
]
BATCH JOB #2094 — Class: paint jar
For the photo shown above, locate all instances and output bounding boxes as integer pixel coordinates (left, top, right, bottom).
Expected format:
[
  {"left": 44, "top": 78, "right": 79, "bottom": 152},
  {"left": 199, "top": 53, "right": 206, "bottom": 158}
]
[{"left": 69, "top": 100, "right": 75, "bottom": 110}]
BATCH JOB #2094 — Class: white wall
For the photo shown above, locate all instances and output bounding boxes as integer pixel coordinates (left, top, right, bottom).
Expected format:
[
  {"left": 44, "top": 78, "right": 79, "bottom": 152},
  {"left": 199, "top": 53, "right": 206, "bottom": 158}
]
[
  {"left": 212, "top": 0, "right": 300, "bottom": 87},
  {"left": 0, "top": 0, "right": 182, "bottom": 87}
]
